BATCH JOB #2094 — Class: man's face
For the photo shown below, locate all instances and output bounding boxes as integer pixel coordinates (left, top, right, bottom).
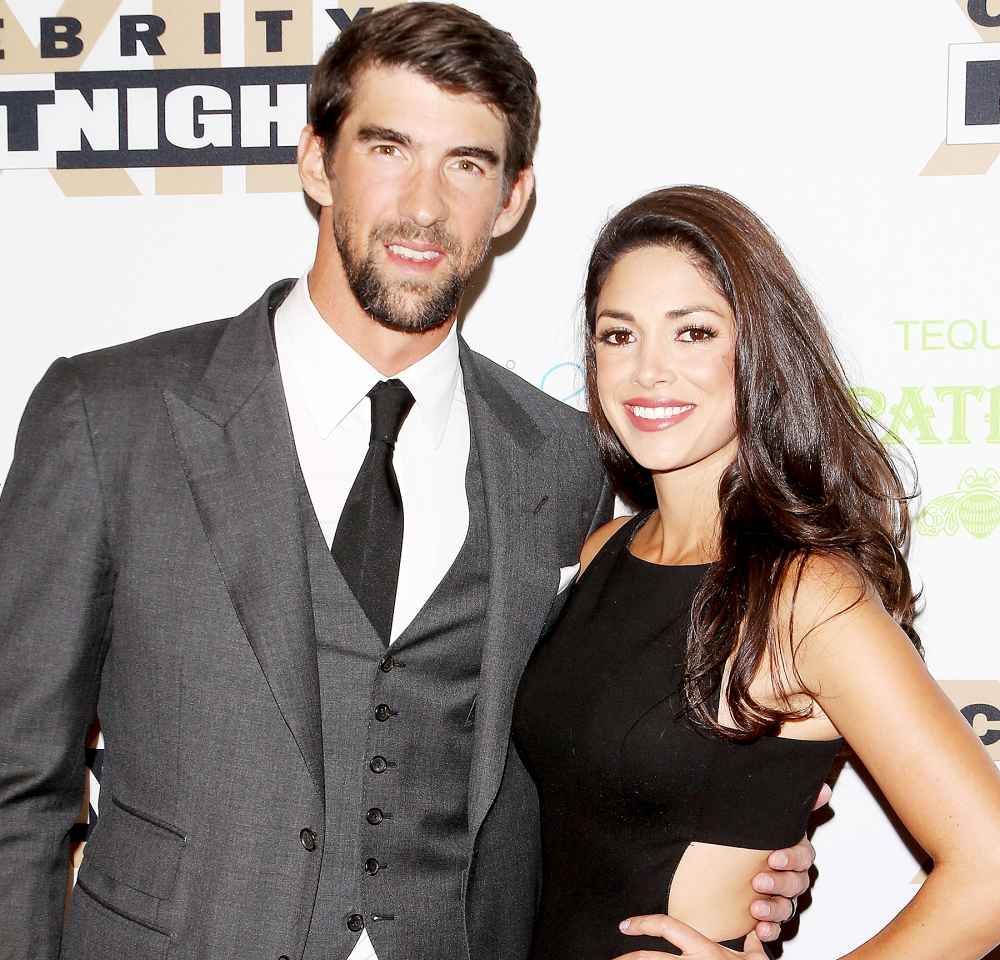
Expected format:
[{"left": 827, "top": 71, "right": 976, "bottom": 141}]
[{"left": 321, "top": 65, "right": 515, "bottom": 333}]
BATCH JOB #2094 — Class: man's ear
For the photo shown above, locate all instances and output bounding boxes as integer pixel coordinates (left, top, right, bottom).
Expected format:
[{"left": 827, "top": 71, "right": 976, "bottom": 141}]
[
  {"left": 491, "top": 166, "right": 536, "bottom": 239},
  {"left": 298, "top": 126, "right": 334, "bottom": 208}
]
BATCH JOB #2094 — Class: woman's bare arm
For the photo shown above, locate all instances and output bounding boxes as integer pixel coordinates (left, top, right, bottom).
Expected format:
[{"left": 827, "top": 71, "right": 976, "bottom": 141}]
[{"left": 792, "top": 556, "right": 1000, "bottom": 959}]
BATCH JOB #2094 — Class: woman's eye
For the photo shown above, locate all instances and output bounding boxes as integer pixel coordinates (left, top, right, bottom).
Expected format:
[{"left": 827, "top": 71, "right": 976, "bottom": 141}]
[
  {"left": 677, "top": 325, "right": 717, "bottom": 343},
  {"left": 597, "top": 328, "right": 635, "bottom": 346}
]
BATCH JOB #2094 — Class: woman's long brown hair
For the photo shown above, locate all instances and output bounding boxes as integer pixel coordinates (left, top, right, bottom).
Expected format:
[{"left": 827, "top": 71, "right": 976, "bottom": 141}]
[{"left": 583, "top": 185, "right": 920, "bottom": 740}]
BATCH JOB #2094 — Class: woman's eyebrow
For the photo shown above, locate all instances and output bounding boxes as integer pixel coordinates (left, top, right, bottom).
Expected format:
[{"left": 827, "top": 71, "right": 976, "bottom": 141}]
[{"left": 664, "top": 304, "right": 726, "bottom": 319}]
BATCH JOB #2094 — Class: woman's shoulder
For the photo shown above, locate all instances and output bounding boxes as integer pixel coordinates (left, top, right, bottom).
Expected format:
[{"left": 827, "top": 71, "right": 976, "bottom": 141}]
[
  {"left": 579, "top": 514, "right": 635, "bottom": 574},
  {"left": 779, "top": 553, "right": 876, "bottom": 631},
  {"left": 774, "top": 552, "right": 896, "bottom": 681},
  {"left": 753, "top": 552, "right": 891, "bottom": 720}
]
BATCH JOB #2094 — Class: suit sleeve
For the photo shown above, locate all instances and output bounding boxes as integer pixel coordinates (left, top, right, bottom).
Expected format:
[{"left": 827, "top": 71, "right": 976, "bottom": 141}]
[{"left": 0, "top": 358, "right": 113, "bottom": 960}]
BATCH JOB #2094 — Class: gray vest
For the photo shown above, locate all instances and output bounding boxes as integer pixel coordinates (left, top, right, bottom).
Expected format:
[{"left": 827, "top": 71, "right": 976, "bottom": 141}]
[{"left": 302, "top": 438, "right": 488, "bottom": 960}]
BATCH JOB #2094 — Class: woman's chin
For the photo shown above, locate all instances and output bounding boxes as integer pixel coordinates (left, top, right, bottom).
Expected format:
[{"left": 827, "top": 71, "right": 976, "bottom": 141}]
[{"left": 627, "top": 451, "right": 686, "bottom": 474}]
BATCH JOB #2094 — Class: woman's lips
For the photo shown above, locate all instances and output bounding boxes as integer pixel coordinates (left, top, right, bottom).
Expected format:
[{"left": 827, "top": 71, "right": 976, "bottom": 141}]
[{"left": 623, "top": 399, "right": 697, "bottom": 432}]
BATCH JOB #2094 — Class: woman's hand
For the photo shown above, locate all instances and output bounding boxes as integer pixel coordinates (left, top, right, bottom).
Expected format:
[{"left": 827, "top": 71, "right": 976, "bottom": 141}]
[{"left": 614, "top": 915, "right": 768, "bottom": 959}]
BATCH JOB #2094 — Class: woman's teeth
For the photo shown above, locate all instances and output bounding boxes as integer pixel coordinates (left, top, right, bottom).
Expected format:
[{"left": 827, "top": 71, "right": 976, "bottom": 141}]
[{"left": 628, "top": 404, "right": 694, "bottom": 420}]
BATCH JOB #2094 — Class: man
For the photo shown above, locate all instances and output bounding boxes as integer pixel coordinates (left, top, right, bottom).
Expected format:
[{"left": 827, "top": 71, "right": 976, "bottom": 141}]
[{"left": 0, "top": 5, "right": 815, "bottom": 960}]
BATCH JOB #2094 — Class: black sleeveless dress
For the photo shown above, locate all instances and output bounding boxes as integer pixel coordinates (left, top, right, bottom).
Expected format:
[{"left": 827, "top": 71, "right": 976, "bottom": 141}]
[{"left": 512, "top": 513, "right": 841, "bottom": 959}]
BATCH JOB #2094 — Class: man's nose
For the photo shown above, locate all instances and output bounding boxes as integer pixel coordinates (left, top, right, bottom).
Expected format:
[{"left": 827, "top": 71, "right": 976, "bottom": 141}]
[{"left": 399, "top": 164, "right": 447, "bottom": 228}]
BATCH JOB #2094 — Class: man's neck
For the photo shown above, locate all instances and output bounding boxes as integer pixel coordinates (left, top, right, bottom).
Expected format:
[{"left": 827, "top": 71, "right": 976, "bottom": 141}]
[{"left": 306, "top": 259, "right": 455, "bottom": 378}]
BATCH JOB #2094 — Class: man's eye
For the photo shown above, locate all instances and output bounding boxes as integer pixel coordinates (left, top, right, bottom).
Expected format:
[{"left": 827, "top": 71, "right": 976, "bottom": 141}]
[
  {"left": 454, "top": 159, "right": 484, "bottom": 175},
  {"left": 373, "top": 144, "right": 400, "bottom": 157}
]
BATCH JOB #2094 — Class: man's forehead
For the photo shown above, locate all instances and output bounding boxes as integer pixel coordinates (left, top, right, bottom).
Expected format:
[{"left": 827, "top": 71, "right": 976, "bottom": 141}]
[{"left": 345, "top": 64, "right": 507, "bottom": 148}]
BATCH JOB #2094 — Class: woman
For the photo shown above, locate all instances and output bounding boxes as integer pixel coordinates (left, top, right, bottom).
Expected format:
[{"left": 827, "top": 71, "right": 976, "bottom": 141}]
[{"left": 512, "top": 186, "right": 1000, "bottom": 959}]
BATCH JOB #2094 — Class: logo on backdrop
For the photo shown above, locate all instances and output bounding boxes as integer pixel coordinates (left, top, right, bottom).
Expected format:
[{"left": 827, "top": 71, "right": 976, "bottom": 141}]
[
  {"left": 917, "top": 468, "right": 1000, "bottom": 539},
  {"left": 941, "top": 682, "right": 1000, "bottom": 759},
  {"left": 956, "top": 692, "right": 1000, "bottom": 758},
  {"left": 969, "top": 0, "right": 1000, "bottom": 25},
  {"left": 0, "top": 1, "right": 405, "bottom": 196},
  {"left": 923, "top": 0, "right": 1000, "bottom": 176},
  {"left": 538, "top": 361, "right": 586, "bottom": 410},
  {"left": 853, "top": 317, "right": 1000, "bottom": 448}
]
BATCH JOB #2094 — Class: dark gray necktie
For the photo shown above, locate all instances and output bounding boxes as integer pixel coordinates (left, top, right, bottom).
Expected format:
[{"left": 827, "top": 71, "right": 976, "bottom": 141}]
[{"left": 332, "top": 379, "right": 415, "bottom": 644}]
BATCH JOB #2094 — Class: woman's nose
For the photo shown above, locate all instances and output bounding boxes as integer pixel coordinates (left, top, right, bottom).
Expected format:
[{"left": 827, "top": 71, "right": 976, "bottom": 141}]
[{"left": 633, "top": 343, "right": 677, "bottom": 389}]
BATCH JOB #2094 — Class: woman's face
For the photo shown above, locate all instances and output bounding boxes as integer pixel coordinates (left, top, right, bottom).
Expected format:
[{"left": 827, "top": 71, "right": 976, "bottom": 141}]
[{"left": 593, "top": 245, "right": 738, "bottom": 476}]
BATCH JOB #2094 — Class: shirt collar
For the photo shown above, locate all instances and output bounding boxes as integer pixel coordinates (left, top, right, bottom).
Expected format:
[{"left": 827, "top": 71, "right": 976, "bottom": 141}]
[{"left": 275, "top": 275, "right": 461, "bottom": 449}]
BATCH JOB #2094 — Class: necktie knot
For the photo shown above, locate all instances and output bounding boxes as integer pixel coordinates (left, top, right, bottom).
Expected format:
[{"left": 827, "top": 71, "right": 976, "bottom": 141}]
[{"left": 368, "top": 379, "right": 414, "bottom": 447}]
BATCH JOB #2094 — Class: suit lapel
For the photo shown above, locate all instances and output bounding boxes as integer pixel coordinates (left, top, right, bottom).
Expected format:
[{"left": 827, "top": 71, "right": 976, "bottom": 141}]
[
  {"left": 163, "top": 280, "right": 325, "bottom": 799},
  {"left": 461, "top": 344, "right": 562, "bottom": 840}
]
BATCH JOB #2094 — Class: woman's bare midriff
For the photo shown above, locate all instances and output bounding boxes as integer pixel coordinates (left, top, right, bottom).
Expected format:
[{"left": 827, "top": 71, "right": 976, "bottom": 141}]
[{"left": 666, "top": 841, "right": 773, "bottom": 944}]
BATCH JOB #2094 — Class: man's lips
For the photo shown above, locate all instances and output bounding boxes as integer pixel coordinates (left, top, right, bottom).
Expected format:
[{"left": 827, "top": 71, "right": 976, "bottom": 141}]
[
  {"left": 623, "top": 397, "right": 697, "bottom": 432},
  {"left": 384, "top": 241, "right": 446, "bottom": 270}
]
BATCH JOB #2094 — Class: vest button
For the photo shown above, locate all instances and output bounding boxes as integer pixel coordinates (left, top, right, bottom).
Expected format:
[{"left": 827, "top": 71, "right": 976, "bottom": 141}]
[
  {"left": 374, "top": 703, "right": 392, "bottom": 721},
  {"left": 369, "top": 755, "right": 388, "bottom": 774},
  {"left": 379, "top": 655, "right": 395, "bottom": 673},
  {"left": 365, "top": 857, "right": 381, "bottom": 876},
  {"left": 347, "top": 913, "right": 365, "bottom": 933},
  {"left": 366, "top": 807, "right": 384, "bottom": 825},
  {"left": 299, "top": 827, "right": 317, "bottom": 851}
]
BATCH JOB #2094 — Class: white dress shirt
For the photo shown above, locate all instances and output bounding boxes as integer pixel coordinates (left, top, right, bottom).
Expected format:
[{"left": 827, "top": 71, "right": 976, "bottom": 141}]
[{"left": 274, "top": 275, "right": 471, "bottom": 960}]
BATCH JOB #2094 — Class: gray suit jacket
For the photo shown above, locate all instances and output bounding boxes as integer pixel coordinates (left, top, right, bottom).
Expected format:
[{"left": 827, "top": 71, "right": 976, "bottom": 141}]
[{"left": 0, "top": 280, "right": 612, "bottom": 960}]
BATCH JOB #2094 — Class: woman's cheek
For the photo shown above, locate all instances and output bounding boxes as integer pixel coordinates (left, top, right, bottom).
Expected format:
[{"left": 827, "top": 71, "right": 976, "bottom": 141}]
[
  {"left": 597, "top": 383, "right": 616, "bottom": 429},
  {"left": 595, "top": 372, "right": 623, "bottom": 431},
  {"left": 687, "top": 350, "right": 732, "bottom": 392},
  {"left": 595, "top": 356, "right": 617, "bottom": 401}
]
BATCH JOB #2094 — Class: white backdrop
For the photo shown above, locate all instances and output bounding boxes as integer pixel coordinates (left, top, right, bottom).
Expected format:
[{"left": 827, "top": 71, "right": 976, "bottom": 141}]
[{"left": 2, "top": 1, "right": 999, "bottom": 957}]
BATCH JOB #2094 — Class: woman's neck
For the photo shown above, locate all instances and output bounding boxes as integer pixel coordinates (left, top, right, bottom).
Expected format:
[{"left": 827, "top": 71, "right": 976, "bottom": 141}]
[{"left": 642, "top": 440, "right": 736, "bottom": 565}]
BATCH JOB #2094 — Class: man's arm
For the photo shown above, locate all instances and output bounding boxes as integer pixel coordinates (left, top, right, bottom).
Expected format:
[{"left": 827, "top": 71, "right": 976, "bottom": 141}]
[{"left": 0, "top": 359, "right": 114, "bottom": 960}]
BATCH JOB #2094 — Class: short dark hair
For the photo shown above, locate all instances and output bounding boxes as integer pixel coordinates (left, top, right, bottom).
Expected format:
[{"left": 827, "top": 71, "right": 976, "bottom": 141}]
[{"left": 309, "top": 3, "right": 539, "bottom": 194}]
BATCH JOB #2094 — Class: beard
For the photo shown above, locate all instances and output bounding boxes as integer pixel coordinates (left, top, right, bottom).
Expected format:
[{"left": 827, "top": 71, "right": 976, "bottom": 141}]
[{"left": 333, "top": 212, "right": 491, "bottom": 334}]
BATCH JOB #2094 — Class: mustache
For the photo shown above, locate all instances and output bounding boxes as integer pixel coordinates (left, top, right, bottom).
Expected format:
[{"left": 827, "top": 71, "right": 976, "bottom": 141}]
[{"left": 371, "top": 221, "right": 462, "bottom": 258}]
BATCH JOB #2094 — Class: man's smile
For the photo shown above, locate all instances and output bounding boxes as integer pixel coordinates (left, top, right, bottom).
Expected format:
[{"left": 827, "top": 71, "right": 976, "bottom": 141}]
[{"left": 384, "top": 241, "right": 446, "bottom": 269}]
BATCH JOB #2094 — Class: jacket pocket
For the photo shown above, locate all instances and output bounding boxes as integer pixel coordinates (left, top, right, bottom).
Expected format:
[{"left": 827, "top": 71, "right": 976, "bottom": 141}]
[
  {"left": 62, "top": 879, "right": 169, "bottom": 960},
  {"left": 80, "top": 793, "right": 187, "bottom": 905}
]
